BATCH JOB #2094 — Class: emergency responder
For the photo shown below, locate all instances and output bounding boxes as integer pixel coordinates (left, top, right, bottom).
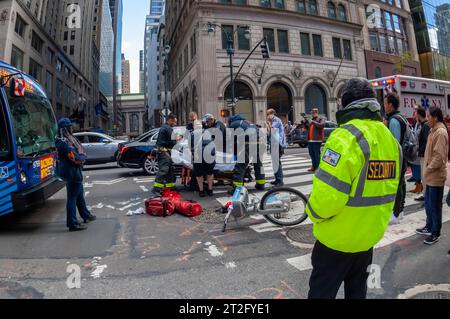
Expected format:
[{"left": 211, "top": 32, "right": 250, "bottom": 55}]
[
  {"left": 55, "top": 118, "right": 96, "bottom": 232},
  {"left": 306, "top": 78, "right": 401, "bottom": 299},
  {"left": 152, "top": 114, "right": 180, "bottom": 195},
  {"left": 228, "top": 115, "right": 266, "bottom": 195}
]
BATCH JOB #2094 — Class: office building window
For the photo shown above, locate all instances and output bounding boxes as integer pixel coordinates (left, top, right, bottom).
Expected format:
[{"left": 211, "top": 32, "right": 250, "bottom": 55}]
[
  {"left": 10, "top": 45, "right": 24, "bottom": 70},
  {"left": 263, "top": 28, "right": 275, "bottom": 52},
  {"left": 29, "top": 58, "right": 42, "bottom": 82},
  {"left": 337, "top": 4, "right": 347, "bottom": 21},
  {"left": 308, "top": 0, "right": 318, "bottom": 15},
  {"left": 328, "top": 2, "right": 336, "bottom": 19},
  {"left": 45, "top": 71, "right": 53, "bottom": 95},
  {"left": 343, "top": 39, "right": 352, "bottom": 60},
  {"left": 297, "top": 0, "right": 306, "bottom": 13},
  {"left": 313, "top": 34, "right": 323, "bottom": 56},
  {"left": 277, "top": 30, "right": 289, "bottom": 53},
  {"left": 238, "top": 26, "right": 250, "bottom": 50},
  {"left": 14, "top": 14, "right": 27, "bottom": 37},
  {"left": 31, "top": 31, "right": 44, "bottom": 54},
  {"left": 333, "top": 37, "right": 342, "bottom": 59},
  {"left": 300, "top": 33, "right": 311, "bottom": 55},
  {"left": 222, "top": 25, "right": 234, "bottom": 49}
]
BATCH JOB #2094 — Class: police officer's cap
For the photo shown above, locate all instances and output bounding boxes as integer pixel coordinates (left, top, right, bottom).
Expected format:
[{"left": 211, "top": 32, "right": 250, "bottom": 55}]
[{"left": 58, "top": 118, "right": 73, "bottom": 129}]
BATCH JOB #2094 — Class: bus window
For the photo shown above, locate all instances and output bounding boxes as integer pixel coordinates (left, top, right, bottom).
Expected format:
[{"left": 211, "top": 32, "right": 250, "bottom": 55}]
[
  {"left": 0, "top": 98, "right": 11, "bottom": 161},
  {"left": 5, "top": 77, "right": 57, "bottom": 157}
]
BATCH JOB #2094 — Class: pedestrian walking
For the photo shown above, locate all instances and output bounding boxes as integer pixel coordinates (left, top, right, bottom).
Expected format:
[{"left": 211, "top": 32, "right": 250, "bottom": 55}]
[
  {"left": 306, "top": 78, "right": 401, "bottom": 299},
  {"left": 55, "top": 118, "right": 96, "bottom": 232},
  {"left": 267, "top": 109, "right": 287, "bottom": 187},
  {"left": 307, "top": 108, "right": 325, "bottom": 172},
  {"left": 414, "top": 107, "right": 431, "bottom": 202},
  {"left": 152, "top": 114, "right": 180, "bottom": 195},
  {"left": 384, "top": 93, "right": 407, "bottom": 223},
  {"left": 416, "top": 107, "right": 448, "bottom": 245}
]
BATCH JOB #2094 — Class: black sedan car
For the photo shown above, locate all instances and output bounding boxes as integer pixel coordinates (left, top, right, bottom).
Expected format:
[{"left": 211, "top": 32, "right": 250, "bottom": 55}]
[
  {"left": 290, "top": 121, "right": 338, "bottom": 148},
  {"left": 117, "top": 127, "right": 186, "bottom": 175}
]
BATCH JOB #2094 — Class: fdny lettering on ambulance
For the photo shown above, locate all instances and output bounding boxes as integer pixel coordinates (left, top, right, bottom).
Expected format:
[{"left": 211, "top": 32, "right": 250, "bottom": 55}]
[{"left": 367, "top": 161, "right": 396, "bottom": 180}]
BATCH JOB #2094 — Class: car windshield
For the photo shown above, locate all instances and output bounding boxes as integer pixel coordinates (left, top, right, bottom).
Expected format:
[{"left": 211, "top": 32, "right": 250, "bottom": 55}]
[{"left": 6, "top": 76, "right": 57, "bottom": 157}]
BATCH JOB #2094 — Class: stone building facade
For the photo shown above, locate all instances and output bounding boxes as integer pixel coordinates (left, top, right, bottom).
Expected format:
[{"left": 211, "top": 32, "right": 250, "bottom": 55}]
[
  {"left": 0, "top": 0, "right": 103, "bottom": 129},
  {"left": 117, "top": 93, "right": 146, "bottom": 138},
  {"left": 164, "top": 0, "right": 371, "bottom": 125}
]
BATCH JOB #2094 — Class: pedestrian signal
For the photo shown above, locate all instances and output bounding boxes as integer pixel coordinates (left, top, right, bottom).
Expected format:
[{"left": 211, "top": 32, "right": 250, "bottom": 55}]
[{"left": 261, "top": 39, "right": 270, "bottom": 60}]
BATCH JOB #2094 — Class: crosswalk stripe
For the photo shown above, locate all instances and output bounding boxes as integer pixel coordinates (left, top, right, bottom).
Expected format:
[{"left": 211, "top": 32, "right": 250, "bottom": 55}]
[{"left": 287, "top": 206, "right": 450, "bottom": 272}]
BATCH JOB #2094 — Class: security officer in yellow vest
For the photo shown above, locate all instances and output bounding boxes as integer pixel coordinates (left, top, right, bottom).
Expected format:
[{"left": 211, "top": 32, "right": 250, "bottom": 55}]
[{"left": 306, "top": 78, "right": 402, "bottom": 299}]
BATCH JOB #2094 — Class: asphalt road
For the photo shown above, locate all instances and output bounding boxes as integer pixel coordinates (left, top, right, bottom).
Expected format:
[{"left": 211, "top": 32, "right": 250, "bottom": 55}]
[{"left": 0, "top": 146, "right": 449, "bottom": 299}]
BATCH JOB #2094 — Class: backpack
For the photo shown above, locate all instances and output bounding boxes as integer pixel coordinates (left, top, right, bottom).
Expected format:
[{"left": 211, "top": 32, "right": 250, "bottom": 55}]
[
  {"left": 392, "top": 115, "right": 418, "bottom": 163},
  {"left": 145, "top": 197, "right": 175, "bottom": 217}
]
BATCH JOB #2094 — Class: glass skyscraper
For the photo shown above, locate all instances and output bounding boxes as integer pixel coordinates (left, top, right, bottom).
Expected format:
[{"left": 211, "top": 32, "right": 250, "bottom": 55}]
[
  {"left": 410, "top": 0, "right": 450, "bottom": 80},
  {"left": 150, "top": 0, "right": 165, "bottom": 16}
]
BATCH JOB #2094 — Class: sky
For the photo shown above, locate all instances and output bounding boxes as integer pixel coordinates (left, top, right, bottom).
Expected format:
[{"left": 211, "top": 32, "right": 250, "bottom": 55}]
[{"left": 121, "top": 0, "right": 149, "bottom": 93}]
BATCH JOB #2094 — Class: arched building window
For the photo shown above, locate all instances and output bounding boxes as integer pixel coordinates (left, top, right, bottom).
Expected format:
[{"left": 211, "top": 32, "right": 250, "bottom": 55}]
[
  {"left": 327, "top": 2, "right": 336, "bottom": 19},
  {"left": 308, "top": 0, "right": 318, "bottom": 15},
  {"left": 305, "top": 84, "right": 328, "bottom": 116},
  {"left": 337, "top": 4, "right": 347, "bottom": 21},
  {"left": 130, "top": 113, "right": 139, "bottom": 133},
  {"left": 374, "top": 66, "right": 382, "bottom": 78},
  {"left": 267, "top": 82, "right": 293, "bottom": 122}
]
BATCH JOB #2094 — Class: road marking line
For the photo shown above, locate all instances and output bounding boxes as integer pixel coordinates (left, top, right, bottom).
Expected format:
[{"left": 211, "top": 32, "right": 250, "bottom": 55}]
[{"left": 140, "top": 185, "right": 149, "bottom": 192}]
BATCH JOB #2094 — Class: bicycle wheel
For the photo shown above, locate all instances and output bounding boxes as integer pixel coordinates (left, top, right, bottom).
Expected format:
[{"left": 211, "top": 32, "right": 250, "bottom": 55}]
[{"left": 260, "top": 187, "right": 308, "bottom": 227}]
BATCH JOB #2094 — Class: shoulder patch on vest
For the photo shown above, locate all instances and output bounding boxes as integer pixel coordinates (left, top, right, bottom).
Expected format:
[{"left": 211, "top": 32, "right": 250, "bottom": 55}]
[
  {"left": 322, "top": 148, "right": 341, "bottom": 167},
  {"left": 367, "top": 161, "right": 397, "bottom": 180}
]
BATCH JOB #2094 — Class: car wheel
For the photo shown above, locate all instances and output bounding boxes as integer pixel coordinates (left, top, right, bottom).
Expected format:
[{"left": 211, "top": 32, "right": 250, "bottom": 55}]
[{"left": 143, "top": 157, "right": 159, "bottom": 175}]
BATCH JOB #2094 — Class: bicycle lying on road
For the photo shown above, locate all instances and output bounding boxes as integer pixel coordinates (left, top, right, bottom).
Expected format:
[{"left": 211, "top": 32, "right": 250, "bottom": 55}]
[{"left": 222, "top": 186, "right": 309, "bottom": 232}]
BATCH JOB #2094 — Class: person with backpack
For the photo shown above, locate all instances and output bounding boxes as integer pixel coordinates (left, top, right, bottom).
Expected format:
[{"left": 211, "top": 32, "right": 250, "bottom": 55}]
[
  {"left": 414, "top": 107, "right": 431, "bottom": 202},
  {"left": 384, "top": 93, "right": 408, "bottom": 224}
]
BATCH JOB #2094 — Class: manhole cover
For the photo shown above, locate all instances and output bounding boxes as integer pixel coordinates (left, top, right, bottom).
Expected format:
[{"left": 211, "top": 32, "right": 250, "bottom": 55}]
[
  {"left": 409, "top": 291, "right": 450, "bottom": 299},
  {"left": 286, "top": 224, "right": 315, "bottom": 244}
]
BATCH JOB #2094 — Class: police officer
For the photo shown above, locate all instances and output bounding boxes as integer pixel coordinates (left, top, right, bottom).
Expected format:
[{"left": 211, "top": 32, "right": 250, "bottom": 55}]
[
  {"left": 306, "top": 78, "right": 401, "bottom": 299},
  {"left": 228, "top": 115, "right": 266, "bottom": 195},
  {"left": 55, "top": 118, "right": 96, "bottom": 232},
  {"left": 152, "top": 114, "right": 180, "bottom": 195}
]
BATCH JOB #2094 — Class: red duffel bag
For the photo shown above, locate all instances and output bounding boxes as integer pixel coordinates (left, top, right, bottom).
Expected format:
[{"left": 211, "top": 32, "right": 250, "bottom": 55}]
[
  {"left": 161, "top": 188, "right": 182, "bottom": 199},
  {"left": 175, "top": 199, "right": 203, "bottom": 217},
  {"left": 145, "top": 197, "right": 175, "bottom": 217}
]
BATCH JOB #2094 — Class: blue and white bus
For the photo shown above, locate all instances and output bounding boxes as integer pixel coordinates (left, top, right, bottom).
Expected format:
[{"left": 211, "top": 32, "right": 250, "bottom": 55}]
[{"left": 0, "top": 61, "right": 65, "bottom": 217}]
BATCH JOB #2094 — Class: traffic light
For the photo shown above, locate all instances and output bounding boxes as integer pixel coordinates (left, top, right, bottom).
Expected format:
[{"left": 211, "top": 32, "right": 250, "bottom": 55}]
[
  {"left": 261, "top": 39, "right": 270, "bottom": 59},
  {"left": 220, "top": 109, "right": 230, "bottom": 118}
]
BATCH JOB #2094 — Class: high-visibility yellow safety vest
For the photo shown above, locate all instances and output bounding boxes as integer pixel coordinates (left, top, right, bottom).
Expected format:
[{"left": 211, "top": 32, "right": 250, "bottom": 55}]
[{"left": 306, "top": 119, "right": 402, "bottom": 253}]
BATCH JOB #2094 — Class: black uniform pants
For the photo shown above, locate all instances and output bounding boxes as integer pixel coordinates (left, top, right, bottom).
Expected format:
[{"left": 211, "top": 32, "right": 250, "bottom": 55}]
[
  {"left": 308, "top": 241, "right": 373, "bottom": 299},
  {"left": 154, "top": 151, "right": 176, "bottom": 189},
  {"left": 233, "top": 143, "right": 265, "bottom": 188}
]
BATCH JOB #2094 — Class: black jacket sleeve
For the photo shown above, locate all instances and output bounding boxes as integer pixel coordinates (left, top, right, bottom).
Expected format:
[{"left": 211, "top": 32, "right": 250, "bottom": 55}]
[{"left": 418, "top": 123, "right": 430, "bottom": 158}]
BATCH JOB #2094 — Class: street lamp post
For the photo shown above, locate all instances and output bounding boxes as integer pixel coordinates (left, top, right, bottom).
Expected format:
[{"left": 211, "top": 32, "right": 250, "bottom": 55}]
[
  {"left": 207, "top": 23, "right": 250, "bottom": 116},
  {"left": 163, "top": 44, "right": 171, "bottom": 123}
]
